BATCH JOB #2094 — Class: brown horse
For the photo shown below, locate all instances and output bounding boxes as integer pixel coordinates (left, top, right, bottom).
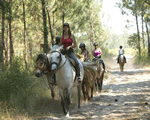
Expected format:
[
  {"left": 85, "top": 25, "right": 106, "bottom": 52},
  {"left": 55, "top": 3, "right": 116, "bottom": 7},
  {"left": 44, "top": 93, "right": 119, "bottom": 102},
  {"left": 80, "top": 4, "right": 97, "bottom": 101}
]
[
  {"left": 77, "top": 53, "right": 99, "bottom": 101},
  {"left": 82, "top": 61, "right": 98, "bottom": 101},
  {"left": 35, "top": 53, "right": 55, "bottom": 99},
  {"left": 77, "top": 53, "right": 85, "bottom": 62},
  {"left": 119, "top": 55, "right": 125, "bottom": 72},
  {"left": 92, "top": 58, "right": 104, "bottom": 93}
]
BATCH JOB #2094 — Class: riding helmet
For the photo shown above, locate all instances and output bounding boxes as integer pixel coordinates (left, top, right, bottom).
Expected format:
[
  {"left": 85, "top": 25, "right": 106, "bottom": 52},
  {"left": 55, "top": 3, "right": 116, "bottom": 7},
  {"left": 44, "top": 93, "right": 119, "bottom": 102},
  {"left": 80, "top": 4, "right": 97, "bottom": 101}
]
[
  {"left": 63, "top": 23, "right": 70, "bottom": 27},
  {"left": 94, "top": 42, "right": 98, "bottom": 46},
  {"left": 79, "top": 43, "right": 85, "bottom": 48},
  {"left": 120, "top": 45, "right": 122, "bottom": 48},
  {"left": 56, "top": 35, "right": 61, "bottom": 44}
]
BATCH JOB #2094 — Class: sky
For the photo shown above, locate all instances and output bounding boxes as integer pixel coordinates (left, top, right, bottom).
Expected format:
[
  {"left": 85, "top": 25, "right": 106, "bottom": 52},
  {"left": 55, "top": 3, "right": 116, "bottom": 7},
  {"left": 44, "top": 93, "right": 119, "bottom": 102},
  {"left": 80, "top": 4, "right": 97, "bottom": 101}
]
[{"left": 101, "top": 0, "right": 137, "bottom": 35}]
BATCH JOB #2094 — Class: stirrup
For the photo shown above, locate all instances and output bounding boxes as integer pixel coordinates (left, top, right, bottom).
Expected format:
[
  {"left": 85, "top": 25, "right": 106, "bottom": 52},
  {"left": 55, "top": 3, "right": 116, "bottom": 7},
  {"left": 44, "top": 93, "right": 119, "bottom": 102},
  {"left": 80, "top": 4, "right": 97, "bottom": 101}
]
[{"left": 76, "top": 76, "right": 82, "bottom": 83}]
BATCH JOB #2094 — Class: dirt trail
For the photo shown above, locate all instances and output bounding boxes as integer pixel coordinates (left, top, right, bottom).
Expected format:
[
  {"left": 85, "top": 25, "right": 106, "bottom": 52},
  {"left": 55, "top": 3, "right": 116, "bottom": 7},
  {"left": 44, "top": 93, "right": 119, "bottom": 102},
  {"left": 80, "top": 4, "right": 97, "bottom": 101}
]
[{"left": 41, "top": 54, "right": 150, "bottom": 120}]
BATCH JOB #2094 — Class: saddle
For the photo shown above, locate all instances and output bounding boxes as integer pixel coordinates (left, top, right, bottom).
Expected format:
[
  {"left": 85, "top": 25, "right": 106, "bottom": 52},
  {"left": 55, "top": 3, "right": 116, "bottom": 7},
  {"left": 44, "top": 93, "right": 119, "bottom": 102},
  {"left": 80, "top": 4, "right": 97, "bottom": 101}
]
[{"left": 68, "top": 57, "right": 76, "bottom": 67}]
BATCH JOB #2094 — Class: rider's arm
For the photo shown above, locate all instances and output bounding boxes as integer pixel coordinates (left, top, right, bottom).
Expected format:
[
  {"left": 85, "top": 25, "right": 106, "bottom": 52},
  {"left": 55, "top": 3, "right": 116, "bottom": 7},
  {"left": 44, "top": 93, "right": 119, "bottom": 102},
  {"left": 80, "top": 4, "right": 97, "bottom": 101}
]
[
  {"left": 99, "top": 48, "right": 102, "bottom": 56},
  {"left": 70, "top": 34, "right": 76, "bottom": 48},
  {"left": 66, "top": 34, "right": 76, "bottom": 50},
  {"left": 123, "top": 49, "right": 125, "bottom": 54},
  {"left": 87, "top": 50, "right": 90, "bottom": 60},
  {"left": 92, "top": 49, "right": 95, "bottom": 58}
]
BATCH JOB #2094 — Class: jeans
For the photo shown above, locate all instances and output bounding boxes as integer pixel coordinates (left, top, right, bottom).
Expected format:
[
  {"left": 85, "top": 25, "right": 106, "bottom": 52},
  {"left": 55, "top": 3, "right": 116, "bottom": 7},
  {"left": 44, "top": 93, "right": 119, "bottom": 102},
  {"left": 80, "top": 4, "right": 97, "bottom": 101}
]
[
  {"left": 93, "top": 56, "right": 105, "bottom": 70},
  {"left": 67, "top": 49, "right": 80, "bottom": 77}
]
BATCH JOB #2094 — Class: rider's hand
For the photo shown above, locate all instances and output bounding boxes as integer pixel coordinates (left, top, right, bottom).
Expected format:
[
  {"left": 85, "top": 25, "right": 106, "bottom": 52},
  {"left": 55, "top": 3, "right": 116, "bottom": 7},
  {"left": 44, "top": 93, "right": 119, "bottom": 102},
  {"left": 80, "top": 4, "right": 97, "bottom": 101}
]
[
  {"left": 66, "top": 46, "right": 72, "bottom": 50},
  {"left": 97, "top": 54, "right": 101, "bottom": 57}
]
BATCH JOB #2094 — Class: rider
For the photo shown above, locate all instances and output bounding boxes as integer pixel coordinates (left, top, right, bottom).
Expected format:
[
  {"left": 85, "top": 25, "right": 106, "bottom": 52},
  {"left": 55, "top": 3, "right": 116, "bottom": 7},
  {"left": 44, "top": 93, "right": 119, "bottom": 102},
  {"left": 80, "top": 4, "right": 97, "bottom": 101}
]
[
  {"left": 58, "top": 23, "right": 81, "bottom": 82},
  {"left": 117, "top": 45, "right": 127, "bottom": 63},
  {"left": 55, "top": 35, "right": 61, "bottom": 45},
  {"left": 92, "top": 42, "right": 107, "bottom": 73},
  {"left": 79, "top": 43, "right": 90, "bottom": 62}
]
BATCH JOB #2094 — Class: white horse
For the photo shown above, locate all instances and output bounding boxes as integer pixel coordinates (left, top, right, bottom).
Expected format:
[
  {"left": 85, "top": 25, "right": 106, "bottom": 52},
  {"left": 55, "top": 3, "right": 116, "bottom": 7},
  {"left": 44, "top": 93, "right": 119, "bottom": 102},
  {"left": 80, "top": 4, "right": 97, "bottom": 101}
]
[{"left": 47, "top": 45, "right": 84, "bottom": 116}]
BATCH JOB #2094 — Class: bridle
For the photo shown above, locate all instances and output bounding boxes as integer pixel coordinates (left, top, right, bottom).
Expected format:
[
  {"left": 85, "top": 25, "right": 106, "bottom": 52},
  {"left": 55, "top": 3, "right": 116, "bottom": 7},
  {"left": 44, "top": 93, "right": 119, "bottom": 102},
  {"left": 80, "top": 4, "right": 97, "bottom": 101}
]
[
  {"left": 35, "top": 60, "right": 48, "bottom": 74},
  {"left": 50, "top": 50, "right": 67, "bottom": 71}
]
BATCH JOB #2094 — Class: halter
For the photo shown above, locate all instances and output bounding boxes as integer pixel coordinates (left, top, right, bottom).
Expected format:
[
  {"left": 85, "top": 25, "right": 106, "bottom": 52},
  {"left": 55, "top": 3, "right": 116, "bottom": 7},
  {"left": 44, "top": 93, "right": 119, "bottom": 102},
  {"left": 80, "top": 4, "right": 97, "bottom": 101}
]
[
  {"left": 50, "top": 50, "right": 67, "bottom": 71},
  {"left": 35, "top": 60, "right": 49, "bottom": 74}
]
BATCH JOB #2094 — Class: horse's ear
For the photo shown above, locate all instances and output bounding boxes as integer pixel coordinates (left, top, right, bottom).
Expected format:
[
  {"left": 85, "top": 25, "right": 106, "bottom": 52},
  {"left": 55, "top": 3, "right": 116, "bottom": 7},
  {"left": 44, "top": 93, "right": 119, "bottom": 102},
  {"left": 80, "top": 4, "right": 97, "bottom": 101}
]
[
  {"left": 47, "top": 54, "right": 51, "bottom": 63},
  {"left": 43, "top": 53, "right": 47, "bottom": 59},
  {"left": 59, "top": 45, "right": 64, "bottom": 51},
  {"left": 43, "top": 53, "right": 46, "bottom": 56}
]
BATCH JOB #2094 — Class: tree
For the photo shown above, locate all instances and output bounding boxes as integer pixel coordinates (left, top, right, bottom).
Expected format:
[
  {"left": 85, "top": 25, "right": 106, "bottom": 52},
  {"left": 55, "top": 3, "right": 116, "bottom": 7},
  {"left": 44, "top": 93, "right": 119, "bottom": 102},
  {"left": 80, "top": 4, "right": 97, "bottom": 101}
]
[
  {"left": 9, "top": 0, "right": 14, "bottom": 66},
  {"left": 41, "top": 0, "right": 48, "bottom": 53},
  {"left": 22, "top": 0, "right": 28, "bottom": 68},
  {"left": 0, "top": 0, "right": 5, "bottom": 72}
]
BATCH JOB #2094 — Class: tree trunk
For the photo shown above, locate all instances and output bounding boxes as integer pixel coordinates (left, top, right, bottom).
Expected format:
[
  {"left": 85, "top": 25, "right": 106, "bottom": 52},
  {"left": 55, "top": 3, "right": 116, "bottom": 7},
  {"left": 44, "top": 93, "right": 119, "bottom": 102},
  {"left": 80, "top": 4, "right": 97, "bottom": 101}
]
[
  {"left": 141, "top": 5, "right": 145, "bottom": 49},
  {"left": 4, "top": 22, "right": 9, "bottom": 64},
  {"left": 0, "top": 1, "right": 5, "bottom": 73},
  {"left": 9, "top": 0, "right": 14, "bottom": 66},
  {"left": 29, "top": 41, "right": 33, "bottom": 59},
  {"left": 41, "top": 0, "right": 48, "bottom": 53},
  {"left": 135, "top": 13, "right": 141, "bottom": 58},
  {"left": 46, "top": 7, "right": 54, "bottom": 46},
  {"left": 62, "top": 0, "right": 65, "bottom": 34},
  {"left": 145, "top": 21, "right": 150, "bottom": 58},
  {"left": 22, "top": 0, "right": 28, "bottom": 68}
]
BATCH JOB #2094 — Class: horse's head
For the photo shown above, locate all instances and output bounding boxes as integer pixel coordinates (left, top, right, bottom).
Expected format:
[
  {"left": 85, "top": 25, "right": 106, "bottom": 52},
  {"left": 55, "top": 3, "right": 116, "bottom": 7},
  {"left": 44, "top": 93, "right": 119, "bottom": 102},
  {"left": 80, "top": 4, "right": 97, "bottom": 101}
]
[
  {"left": 77, "top": 53, "right": 85, "bottom": 62},
  {"left": 47, "top": 45, "right": 64, "bottom": 72},
  {"left": 35, "top": 53, "right": 47, "bottom": 77}
]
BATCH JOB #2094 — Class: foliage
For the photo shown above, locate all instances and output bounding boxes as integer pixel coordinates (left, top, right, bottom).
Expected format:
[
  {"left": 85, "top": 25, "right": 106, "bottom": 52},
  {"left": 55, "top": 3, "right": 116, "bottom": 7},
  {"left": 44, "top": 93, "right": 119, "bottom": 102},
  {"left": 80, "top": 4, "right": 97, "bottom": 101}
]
[
  {"left": 134, "top": 48, "right": 150, "bottom": 66},
  {"left": 127, "top": 33, "right": 140, "bottom": 50}
]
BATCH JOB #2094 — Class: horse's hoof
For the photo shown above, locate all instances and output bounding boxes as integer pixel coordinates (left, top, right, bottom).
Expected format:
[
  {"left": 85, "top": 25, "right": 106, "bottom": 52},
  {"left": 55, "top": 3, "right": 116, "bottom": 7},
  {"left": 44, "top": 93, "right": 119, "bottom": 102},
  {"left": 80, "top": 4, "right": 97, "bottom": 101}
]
[{"left": 65, "top": 112, "right": 69, "bottom": 117}]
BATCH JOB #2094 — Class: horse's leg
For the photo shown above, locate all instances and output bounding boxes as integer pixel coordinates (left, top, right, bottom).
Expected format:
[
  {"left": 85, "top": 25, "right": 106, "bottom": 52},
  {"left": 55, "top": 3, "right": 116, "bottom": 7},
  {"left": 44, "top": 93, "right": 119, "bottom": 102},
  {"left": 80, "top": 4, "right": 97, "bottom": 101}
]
[
  {"left": 47, "top": 82, "right": 55, "bottom": 99},
  {"left": 59, "top": 89, "right": 67, "bottom": 115},
  {"left": 86, "top": 84, "right": 90, "bottom": 101},
  {"left": 100, "top": 72, "right": 104, "bottom": 92},
  {"left": 65, "top": 86, "right": 73, "bottom": 117},
  {"left": 97, "top": 78, "right": 102, "bottom": 93},
  {"left": 91, "top": 87, "right": 94, "bottom": 98},
  {"left": 47, "top": 75, "right": 55, "bottom": 99},
  {"left": 95, "top": 79, "right": 98, "bottom": 93},
  {"left": 82, "top": 83, "right": 86, "bottom": 101},
  {"left": 77, "top": 84, "right": 81, "bottom": 108}
]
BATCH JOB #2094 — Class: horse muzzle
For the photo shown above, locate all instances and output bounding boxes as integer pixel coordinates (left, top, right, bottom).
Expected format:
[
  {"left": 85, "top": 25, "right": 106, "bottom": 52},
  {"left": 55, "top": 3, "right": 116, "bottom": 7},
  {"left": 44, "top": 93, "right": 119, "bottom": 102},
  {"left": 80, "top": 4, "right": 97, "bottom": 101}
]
[{"left": 35, "top": 71, "right": 42, "bottom": 77}]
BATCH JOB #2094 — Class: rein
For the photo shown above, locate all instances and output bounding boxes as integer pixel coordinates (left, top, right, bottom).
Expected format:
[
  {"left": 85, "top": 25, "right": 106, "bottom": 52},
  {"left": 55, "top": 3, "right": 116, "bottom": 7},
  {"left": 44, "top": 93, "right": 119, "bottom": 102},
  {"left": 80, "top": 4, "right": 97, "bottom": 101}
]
[{"left": 50, "top": 50, "right": 67, "bottom": 71}]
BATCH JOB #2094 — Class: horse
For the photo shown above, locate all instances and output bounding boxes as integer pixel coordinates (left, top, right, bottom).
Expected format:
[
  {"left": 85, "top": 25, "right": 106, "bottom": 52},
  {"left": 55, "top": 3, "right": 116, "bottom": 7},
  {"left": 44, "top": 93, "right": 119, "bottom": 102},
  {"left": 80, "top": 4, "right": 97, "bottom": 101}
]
[
  {"left": 81, "top": 61, "right": 98, "bottom": 101},
  {"left": 77, "top": 53, "right": 85, "bottom": 62},
  {"left": 77, "top": 53, "right": 99, "bottom": 101},
  {"left": 34, "top": 53, "right": 55, "bottom": 99},
  {"left": 92, "top": 58, "right": 104, "bottom": 93},
  {"left": 119, "top": 55, "right": 125, "bottom": 72},
  {"left": 47, "top": 45, "right": 84, "bottom": 116}
]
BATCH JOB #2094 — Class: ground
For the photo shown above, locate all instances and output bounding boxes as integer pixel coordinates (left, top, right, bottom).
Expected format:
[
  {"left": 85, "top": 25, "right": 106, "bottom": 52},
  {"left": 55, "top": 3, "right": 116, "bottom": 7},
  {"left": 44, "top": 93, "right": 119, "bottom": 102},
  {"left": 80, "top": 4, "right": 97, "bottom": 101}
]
[{"left": 39, "top": 54, "right": 150, "bottom": 120}]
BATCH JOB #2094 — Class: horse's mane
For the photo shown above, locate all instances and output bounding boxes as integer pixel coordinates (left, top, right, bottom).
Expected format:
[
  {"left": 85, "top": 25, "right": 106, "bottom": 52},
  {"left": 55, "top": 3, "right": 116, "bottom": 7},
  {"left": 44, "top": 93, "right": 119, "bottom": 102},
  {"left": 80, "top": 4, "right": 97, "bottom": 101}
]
[
  {"left": 51, "top": 45, "right": 60, "bottom": 51},
  {"left": 36, "top": 54, "right": 46, "bottom": 62}
]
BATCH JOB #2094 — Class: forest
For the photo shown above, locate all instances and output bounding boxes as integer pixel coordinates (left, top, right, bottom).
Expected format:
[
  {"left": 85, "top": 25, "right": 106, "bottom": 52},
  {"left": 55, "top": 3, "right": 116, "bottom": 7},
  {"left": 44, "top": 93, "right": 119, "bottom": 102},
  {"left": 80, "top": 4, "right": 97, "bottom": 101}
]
[{"left": 0, "top": 0, "right": 150, "bottom": 119}]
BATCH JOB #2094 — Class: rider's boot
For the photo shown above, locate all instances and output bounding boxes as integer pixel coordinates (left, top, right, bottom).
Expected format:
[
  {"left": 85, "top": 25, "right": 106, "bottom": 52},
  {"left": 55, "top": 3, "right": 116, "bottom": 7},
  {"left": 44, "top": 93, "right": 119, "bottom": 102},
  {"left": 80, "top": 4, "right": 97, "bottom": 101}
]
[
  {"left": 117, "top": 58, "right": 119, "bottom": 63},
  {"left": 76, "top": 76, "right": 82, "bottom": 83},
  {"left": 124, "top": 57, "right": 127, "bottom": 63}
]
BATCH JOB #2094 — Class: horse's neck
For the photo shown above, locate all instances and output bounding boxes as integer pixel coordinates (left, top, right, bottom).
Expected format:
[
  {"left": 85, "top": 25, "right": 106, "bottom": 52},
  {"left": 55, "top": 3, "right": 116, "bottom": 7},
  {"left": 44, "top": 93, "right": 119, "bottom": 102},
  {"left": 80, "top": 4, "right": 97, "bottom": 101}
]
[{"left": 57, "top": 55, "right": 73, "bottom": 75}]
